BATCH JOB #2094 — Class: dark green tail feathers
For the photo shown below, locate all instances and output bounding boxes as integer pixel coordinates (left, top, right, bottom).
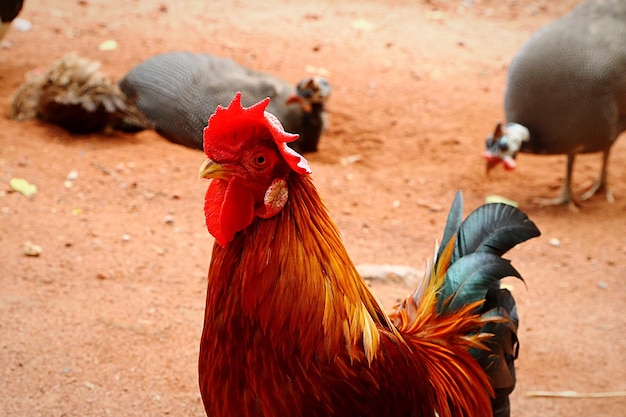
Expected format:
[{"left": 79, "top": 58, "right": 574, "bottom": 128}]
[
  {"left": 435, "top": 191, "right": 540, "bottom": 312},
  {"left": 436, "top": 191, "right": 540, "bottom": 417}
]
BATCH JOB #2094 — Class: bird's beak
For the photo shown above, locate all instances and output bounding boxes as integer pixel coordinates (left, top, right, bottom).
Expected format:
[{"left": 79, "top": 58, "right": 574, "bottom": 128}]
[
  {"left": 483, "top": 151, "right": 500, "bottom": 174},
  {"left": 198, "top": 159, "right": 232, "bottom": 180},
  {"left": 286, "top": 95, "right": 312, "bottom": 112}
]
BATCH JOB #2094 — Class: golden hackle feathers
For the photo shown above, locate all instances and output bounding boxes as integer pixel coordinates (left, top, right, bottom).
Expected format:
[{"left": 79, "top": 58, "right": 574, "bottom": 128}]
[
  {"left": 284, "top": 174, "right": 394, "bottom": 363},
  {"left": 206, "top": 174, "right": 393, "bottom": 365}
]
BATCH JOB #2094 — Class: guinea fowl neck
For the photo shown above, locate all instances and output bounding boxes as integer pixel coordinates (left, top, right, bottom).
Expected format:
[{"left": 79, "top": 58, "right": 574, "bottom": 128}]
[{"left": 295, "top": 103, "right": 326, "bottom": 153}]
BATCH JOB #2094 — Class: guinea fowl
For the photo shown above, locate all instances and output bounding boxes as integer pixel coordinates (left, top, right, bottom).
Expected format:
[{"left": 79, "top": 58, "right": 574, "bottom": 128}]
[
  {"left": 0, "top": 0, "right": 24, "bottom": 41},
  {"left": 484, "top": 0, "right": 626, "bottom": 209},
  {"left": 10, "top": 53, "right": 152, "bottom": 134},
  {"left": 118, "top": 51, "right": 330, "bottom": 153}
]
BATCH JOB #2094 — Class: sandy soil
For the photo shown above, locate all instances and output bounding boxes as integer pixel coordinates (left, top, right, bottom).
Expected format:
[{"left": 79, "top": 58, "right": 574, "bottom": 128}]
[{"left": 1, "top": 0, "right": 625, "bottom": 416}]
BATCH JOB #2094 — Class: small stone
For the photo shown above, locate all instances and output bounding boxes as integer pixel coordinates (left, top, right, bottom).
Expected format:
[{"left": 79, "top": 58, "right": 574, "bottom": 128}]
[
  {"left": 122, "top": 234, "right": 131, "bottom": 241},
  {"left": 597, "top": 281, "right": 608, "bottom": 290},
  {"left": 164, "top": 214, "right": 175, "bottom": 224},
  {"left": 98, "top": 39, "right": 118, "bottom": 51},
  {"left": 340, "top": 154, "right": 362, "bottom": 166},
  {"left": 357, "top": 263, "right": 422, "bottom": 286},
  {"left": 13, "top": 18, "right": 32, "bottom": 32},
  {"left": 549, "top": 237, "right": 561, "bottom": 247},
  {"left": 66, "top": 170, "right": 79, "bottom": 181},
  {"left": 485, "top": 194, "right": 518, "bottom": 207},
  {"left": 23, "top": 242, "right": 42, "bottom": 256}
]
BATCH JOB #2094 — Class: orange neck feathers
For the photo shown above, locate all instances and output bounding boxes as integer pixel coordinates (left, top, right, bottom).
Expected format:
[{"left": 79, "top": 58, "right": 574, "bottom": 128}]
[
  {"left": 199, "top": 173, "right": 400, "bottom": 416},
  {"left": 203, "top": 173, "right": 392, "bottom": 364}
]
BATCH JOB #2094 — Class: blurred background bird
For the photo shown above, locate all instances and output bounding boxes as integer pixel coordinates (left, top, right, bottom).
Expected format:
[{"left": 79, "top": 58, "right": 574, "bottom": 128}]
[
  {"left": 10, "top": 52, "right": 152, "bottom": 134},
  {"left": 484, "top": 0, "right": 626, "bottom": 210},
  {"left": 197, "top": 93, "right": 540, "bottom": 417},
  {"left": 119, "top": 51, "right": 330, "bottom": 153},
  {"left": 0, "top": 0, "right": 24, "bottom": 41}
]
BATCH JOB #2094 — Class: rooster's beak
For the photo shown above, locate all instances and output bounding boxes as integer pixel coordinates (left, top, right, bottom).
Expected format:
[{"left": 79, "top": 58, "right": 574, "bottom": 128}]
[{"left": 198, "top": 159, "right": 232, "bottom": 180}]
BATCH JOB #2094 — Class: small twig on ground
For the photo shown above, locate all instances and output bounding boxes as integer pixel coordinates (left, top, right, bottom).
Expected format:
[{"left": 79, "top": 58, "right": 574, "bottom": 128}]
[
  {"left": 527, "top": 390, "right": 626, "bottom": 398},
  {"left": 91, "top": 162, "right": 119, "bottom": 180}
]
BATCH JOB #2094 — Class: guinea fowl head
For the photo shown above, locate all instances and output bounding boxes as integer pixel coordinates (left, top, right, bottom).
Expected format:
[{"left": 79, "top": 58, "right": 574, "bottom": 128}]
[
  {"left": 286, "top": 76, "right": 331, "bottom": 112},
  {"left": 199, "top": 92, "right": 311, "bottom": 247},
  {"left": 284, "top": 76, "right": 331, "bottom": 154},
  {"left": 483, "top": 122, "right": 530, "bottom": 172}
]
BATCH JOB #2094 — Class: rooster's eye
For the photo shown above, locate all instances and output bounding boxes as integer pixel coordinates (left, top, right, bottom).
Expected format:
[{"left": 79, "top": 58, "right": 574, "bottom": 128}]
[{"left": 253, "top": 154, "right": 267, "bottom": 168}]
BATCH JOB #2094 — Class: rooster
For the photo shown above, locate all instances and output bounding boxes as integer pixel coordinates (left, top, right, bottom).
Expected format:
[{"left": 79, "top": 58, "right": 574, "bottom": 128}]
[{"left": 197, "top": 93, "right": 540, "bottom": 417}]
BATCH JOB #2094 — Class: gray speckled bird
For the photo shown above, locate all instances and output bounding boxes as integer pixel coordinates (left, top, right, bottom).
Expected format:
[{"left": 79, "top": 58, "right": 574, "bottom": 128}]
[
  {"left": 484, "top": 0, "right": 626, "bottom": 209},
  {"left": 118, "top": 52, "right": 331, "bottom": 154}
]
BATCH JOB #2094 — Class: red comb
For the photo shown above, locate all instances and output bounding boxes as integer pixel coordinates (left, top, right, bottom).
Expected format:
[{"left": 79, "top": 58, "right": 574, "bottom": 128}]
[{"left": 203, "top": 92, "right": 311, "bottom": 175}]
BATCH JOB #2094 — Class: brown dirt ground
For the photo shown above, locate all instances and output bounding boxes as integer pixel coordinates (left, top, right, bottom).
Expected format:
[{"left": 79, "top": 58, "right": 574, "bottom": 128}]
[{"left": 1, "top": 0, "right": 625, "bottom": 416}]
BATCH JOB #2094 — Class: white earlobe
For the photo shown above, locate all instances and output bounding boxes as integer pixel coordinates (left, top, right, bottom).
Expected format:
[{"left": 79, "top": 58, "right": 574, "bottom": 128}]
[{"left": 256, "top": 178, "right": 289, "bottom": 219}]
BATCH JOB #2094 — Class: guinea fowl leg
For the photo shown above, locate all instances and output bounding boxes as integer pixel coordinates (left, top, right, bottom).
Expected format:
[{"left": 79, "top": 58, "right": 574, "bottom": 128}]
[
  {"left": 534, "top": 154, "right": 578, "bottom": 211},
  {"left": 581, "top": 149, "right": 614, "bottom": 202}
]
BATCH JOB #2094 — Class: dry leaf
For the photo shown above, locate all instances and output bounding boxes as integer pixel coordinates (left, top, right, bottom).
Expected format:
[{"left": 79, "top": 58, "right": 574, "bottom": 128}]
[
  {"left": 98, "top": 39, "right": 118, "bottom": 51},
  {"left": 10, "top": 178, "right": 37, "bottom": 196},
  {"left": 351, "top": 19, "right": 376, "bottom": 31}
]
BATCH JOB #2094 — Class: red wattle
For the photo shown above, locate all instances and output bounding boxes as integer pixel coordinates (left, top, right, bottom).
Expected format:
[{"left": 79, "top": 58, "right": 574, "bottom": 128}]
[{"left": 205, "top": 178, "right": 255, "bottom": 247}]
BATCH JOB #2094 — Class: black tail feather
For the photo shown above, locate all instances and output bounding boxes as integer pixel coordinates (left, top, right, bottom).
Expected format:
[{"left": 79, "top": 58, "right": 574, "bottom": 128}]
[
  {"left": 437, "top": 191, "right": 540, "bottom": 417},
  {"left": 475, "top": 288, "right": 519, "bottom": 417},
  {"left": 436, "top": 191, "right": 539, "bottom": 313}
]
